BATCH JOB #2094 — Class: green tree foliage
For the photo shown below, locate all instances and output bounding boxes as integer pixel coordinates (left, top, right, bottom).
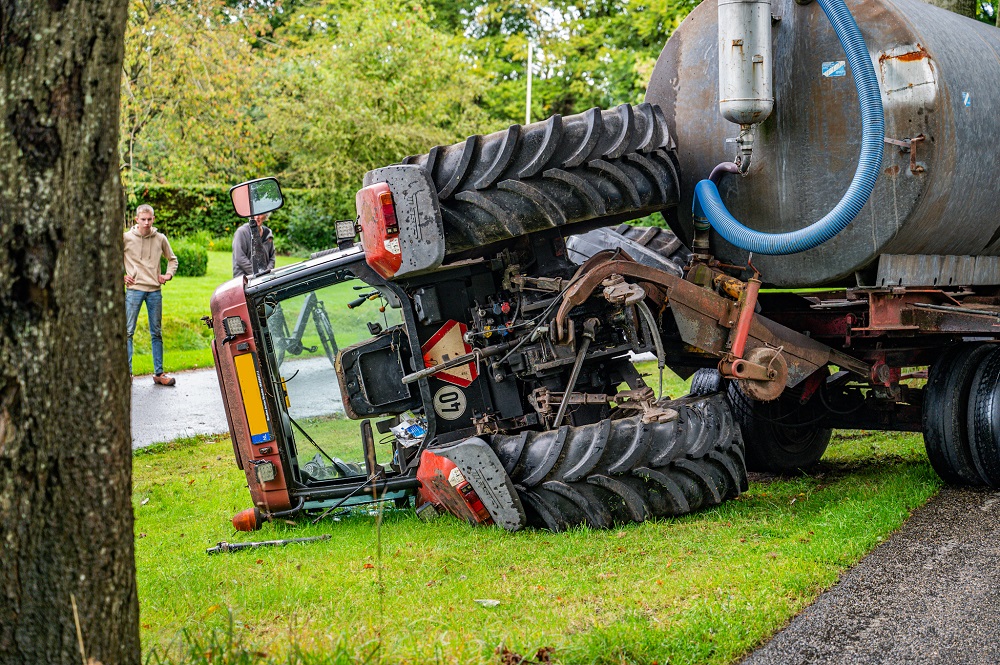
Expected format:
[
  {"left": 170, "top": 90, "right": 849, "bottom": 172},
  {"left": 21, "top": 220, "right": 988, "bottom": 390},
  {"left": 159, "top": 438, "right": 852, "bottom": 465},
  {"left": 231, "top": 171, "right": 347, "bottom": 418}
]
[
  {"left": 265, "top": 0, "right": 489, "bottom": 188},
  {"left": 121, "top": 0, "right": 488, "bottom": 193},
  {"left": 121, "top": 0, "right": 277, "bottom": 191},
  {"left": 120, "top": 0, "right": 699, "bottom": 238},
  {"left": 427, "top": 0, "right": 698, "bottom": 123},
  {"left": 977, "top": 0, "right": 999, "bottom": 25}
]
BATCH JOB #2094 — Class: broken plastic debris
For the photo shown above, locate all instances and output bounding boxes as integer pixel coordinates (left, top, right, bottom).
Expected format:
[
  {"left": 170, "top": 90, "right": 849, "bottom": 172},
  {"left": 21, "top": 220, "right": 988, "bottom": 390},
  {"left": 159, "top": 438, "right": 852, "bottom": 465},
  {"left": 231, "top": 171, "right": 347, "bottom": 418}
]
[{"left": 474, "top": 599, "right": 501, "bottom": 608}]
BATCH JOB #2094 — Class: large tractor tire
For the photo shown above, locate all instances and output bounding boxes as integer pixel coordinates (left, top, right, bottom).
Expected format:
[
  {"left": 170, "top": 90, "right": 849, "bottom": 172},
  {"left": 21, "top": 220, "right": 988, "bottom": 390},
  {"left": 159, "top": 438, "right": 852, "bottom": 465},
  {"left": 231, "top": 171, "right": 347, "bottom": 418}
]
[
  {"left": 923, "top": 343, "right": 990, "bottom": 486},
  {"left": 565, "top": 223, "right": 691, "bottom": 278},
  {"left": 400, "top": 103, "right": 681, "bottom": 260},
  {"left": 966, "top": 346, "right": 1000, "bottom": 488},
  {"left": 489, "top": 393, "right": 746, "bottom": 532},
  {"left": 728, "top": 380, "right": 832, "bottom": 474}
]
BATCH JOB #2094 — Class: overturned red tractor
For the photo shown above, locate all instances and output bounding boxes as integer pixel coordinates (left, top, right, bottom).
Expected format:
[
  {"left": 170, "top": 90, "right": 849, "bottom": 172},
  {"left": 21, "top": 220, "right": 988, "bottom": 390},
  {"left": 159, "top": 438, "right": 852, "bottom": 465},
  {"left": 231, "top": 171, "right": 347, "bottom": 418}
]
[{"left": 210, "top": 0, "right": 1000, "bottom": 532}]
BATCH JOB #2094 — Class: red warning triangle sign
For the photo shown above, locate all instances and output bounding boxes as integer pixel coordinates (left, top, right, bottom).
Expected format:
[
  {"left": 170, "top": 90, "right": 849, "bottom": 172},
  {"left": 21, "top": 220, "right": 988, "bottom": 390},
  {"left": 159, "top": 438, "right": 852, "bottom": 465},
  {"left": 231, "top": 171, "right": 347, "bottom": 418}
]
[{"left": 421, "top": 320, "right": 478, "bottom": 388}]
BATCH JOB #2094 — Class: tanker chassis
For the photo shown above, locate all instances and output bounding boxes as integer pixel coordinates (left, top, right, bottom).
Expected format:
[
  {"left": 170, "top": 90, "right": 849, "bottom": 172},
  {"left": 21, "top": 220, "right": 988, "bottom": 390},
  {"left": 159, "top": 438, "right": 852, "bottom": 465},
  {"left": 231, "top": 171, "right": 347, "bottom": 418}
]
[{"left": 209, "top": 0, "right": 1000, "bottom": 532}]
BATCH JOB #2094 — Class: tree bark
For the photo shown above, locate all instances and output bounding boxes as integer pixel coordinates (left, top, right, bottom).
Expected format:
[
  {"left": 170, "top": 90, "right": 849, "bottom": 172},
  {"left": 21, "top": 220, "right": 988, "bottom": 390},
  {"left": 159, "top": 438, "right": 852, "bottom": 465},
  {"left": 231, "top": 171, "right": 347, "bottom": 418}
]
[
  {"left": 922, "top": 0, "right": 977, "bottom": 18},
  {"left": 0, "top": 1, "right": 137, "bottom": 664}
]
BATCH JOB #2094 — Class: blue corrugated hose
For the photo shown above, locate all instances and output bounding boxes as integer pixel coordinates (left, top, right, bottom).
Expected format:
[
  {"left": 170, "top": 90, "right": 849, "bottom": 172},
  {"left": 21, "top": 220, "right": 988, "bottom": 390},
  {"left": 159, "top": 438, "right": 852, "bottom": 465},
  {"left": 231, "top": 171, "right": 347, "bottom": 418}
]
[{"left": 692, "top": 0, "right": 884, "bottom": 255}]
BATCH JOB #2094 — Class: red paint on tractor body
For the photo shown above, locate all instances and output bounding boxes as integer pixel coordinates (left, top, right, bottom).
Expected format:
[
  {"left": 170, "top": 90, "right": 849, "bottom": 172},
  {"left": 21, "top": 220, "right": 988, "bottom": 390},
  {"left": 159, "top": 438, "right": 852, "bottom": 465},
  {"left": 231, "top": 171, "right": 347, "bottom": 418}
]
[
  {"left": 210, "top": 278, "right": 292, "bottom": 513},
  {"left": 415, "top": 450, "right": 494, "bottom": 526}
]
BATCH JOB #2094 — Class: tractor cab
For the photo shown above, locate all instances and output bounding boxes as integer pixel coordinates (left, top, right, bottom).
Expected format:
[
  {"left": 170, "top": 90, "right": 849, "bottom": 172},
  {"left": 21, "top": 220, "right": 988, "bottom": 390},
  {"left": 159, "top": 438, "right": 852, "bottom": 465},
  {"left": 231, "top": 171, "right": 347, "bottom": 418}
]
[{"left": 209, "top": 180, "right": 427, "bottom": 527}]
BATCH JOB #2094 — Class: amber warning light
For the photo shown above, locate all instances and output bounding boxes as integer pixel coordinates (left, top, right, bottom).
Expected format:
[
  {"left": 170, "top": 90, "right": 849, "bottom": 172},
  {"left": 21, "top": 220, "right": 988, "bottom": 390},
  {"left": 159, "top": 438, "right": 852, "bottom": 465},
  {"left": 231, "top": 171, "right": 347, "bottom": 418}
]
[{"left": 356, "top": 182, "right": 402, "bottom": 278}]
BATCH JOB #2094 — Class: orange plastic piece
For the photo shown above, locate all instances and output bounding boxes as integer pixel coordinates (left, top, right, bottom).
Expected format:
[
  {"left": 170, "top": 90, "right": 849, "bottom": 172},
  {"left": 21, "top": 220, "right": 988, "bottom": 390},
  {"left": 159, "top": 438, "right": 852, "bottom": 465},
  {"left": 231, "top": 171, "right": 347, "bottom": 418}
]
[{"left": 232, "top": 507, "right": 263, "bottom": 531}]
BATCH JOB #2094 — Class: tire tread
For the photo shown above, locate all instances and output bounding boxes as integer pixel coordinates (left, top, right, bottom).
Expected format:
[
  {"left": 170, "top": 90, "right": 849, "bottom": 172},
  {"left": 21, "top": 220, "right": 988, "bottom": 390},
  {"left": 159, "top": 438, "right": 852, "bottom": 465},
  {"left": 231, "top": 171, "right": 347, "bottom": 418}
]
[
  {"left": 491, "top": 393, "right": 745, "bottom": 531},
  {"left": 399, "top": 104, "right": 679, "bottom": 260}
]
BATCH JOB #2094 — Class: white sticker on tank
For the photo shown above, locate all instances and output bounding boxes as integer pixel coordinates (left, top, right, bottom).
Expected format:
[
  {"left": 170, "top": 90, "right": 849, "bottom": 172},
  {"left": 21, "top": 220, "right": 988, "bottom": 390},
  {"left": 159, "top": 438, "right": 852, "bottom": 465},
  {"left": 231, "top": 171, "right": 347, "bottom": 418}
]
[
  {"left": 384, "top": 237, "right": 401, "bottom": 255},
  {"left": 433, "top": 385, "right": 467, "bottom": 421},
  {"left": 822, "top": 61, "right": 846, "bottom": 78}
]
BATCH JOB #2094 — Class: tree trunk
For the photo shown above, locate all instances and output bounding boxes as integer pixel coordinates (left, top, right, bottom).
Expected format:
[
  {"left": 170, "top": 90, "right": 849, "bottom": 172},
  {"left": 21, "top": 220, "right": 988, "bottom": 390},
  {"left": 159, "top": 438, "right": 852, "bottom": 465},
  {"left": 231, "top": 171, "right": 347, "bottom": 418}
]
[
  {"left": 0, "top": 1, "right": 137, "bottom": 664},
  {"left": 922, "top": 0, "right": 977, "bottom": 18}
]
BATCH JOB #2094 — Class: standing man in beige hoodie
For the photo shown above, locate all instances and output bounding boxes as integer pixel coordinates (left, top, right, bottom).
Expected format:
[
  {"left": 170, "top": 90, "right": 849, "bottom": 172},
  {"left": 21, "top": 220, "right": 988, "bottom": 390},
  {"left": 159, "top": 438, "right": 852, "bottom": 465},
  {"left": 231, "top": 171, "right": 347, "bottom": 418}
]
[{"left": 124, "top": 204, "right": 179, "bottom": 385}]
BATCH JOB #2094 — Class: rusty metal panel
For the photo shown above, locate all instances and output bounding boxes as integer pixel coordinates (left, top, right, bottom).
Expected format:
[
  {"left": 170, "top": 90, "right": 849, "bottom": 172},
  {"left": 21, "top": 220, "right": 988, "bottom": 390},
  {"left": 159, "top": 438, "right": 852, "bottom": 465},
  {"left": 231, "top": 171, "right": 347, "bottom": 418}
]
[
  {"left": 649, "top": 0, "right": 1000, "bottom": 288},
  {"left": 665, "top": 276, "right": 869, "bottom": 385},
  {"left": 973, "top": 256, "right": 1000, "bottom": 285},
  {"left": 876, "top": 254, "right": 975, "bottom": 287},
  {"left": 876, "top": 254, "right": 1000, "bottom": 287}
]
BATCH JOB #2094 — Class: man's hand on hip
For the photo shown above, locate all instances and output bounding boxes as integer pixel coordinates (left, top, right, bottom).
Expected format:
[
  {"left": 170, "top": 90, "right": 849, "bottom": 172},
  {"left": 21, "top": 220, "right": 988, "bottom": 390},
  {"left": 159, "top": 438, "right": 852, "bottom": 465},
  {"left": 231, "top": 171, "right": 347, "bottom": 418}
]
[
  {"left": 124, "top": 274, "right": 136, "bottom": 286},
  {"left": 158, "top": 274, "right": 171, "bottom": 285}
]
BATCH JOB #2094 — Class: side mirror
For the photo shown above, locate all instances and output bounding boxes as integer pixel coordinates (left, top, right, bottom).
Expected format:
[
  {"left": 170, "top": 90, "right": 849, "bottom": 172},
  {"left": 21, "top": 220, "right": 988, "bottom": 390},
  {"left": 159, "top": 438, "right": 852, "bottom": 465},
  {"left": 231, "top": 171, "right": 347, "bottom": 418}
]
[{"left": 230, "top": 177, "right": 284, "bottom": 218}]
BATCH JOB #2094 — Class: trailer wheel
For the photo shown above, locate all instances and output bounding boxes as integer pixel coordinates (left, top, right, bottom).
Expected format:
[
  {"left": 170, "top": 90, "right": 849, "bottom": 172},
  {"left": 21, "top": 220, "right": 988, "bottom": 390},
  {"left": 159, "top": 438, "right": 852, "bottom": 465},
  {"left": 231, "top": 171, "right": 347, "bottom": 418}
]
[
  {"left": 727, "top": 381, "right": 831, "bottom": 474},
  {"left": 689, "top": 368, "right": 725, "bottom": 396},
  {"left": 489, "top": 393, "right": 746, "bottom": 531},
  {"left": 923, "top": 344, "right": 990, "bottom": 486},
  {"left": 967, "top": 346, "right": 1000, "bottom": 488}
]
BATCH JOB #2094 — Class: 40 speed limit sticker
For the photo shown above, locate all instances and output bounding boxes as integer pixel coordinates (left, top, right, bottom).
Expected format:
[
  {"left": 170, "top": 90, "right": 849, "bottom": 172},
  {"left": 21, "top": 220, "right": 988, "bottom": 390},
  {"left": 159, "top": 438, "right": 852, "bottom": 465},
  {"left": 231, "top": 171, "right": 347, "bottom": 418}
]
[{"left": 433, "top": 385, "right": 467, "bottom": 421}]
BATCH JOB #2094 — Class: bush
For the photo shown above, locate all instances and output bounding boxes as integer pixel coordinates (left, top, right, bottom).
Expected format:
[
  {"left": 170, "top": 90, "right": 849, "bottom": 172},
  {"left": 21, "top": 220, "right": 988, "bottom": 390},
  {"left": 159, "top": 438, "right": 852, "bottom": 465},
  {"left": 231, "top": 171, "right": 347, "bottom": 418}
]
[
  {"left": 271, "top": 234, "right": 293, "bottom": 255},
  {"left": 163, "top": 237, "right": 209, "bottom": 277},
  {"left": 284, "top": 204, "right": 340, "bottom": 252},
  {"left": 185, "top": 229, "right": 213, "bottom": 247}
]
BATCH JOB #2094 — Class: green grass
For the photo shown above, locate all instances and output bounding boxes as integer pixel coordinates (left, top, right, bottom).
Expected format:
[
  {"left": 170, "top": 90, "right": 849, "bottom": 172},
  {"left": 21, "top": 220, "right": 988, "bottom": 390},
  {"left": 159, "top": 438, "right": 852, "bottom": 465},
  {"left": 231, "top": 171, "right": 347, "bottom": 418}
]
[
  {"left": 130, "top": 252, "right": 300, "bottom": 376},
  {"left": 134, "top": 380, "right": 941, "bottom": 664}
]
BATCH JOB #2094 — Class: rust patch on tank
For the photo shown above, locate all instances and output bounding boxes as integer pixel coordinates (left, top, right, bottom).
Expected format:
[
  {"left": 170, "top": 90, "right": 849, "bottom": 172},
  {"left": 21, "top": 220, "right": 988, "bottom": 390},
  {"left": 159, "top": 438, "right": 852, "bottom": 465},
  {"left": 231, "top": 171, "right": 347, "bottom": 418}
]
[
  {"left": 879, "top": 45, "right": 930, "bottom": 64},
  {"left": 885, "top": 165, "right": 900, "bottom": 176}
]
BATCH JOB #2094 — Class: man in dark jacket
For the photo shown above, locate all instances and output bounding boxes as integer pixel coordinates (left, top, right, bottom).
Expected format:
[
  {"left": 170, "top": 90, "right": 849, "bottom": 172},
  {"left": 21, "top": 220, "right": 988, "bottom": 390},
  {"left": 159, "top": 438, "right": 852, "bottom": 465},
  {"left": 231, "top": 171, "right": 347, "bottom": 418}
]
[{"left": 232, "top": 212, "right": 276, "bottom": 278}]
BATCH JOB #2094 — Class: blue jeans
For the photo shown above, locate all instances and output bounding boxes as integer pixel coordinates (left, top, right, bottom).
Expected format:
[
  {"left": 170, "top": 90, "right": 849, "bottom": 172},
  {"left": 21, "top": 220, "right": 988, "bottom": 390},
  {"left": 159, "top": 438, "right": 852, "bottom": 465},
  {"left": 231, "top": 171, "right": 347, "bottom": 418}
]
[{"left": 126, "top": 289, "right": 164, "bottom": 375}]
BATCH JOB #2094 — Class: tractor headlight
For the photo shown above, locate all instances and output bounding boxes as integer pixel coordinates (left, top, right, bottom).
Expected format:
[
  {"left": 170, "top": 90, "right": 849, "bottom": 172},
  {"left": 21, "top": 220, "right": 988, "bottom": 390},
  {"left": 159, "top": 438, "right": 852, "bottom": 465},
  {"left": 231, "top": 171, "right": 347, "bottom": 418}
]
[
  {"left": 223, "top": 316, "right": 246, "bottom": 337},
  {"left": 254, "top": 460, "right": 277, "bottom": 484}
]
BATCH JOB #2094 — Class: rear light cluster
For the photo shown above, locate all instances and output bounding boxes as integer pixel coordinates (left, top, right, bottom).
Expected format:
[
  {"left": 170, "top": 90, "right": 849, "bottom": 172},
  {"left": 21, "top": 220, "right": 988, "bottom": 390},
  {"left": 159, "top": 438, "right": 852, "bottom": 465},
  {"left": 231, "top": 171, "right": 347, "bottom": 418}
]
[{"left": 356, "top": 182, "right": 402, "bottom": 278}]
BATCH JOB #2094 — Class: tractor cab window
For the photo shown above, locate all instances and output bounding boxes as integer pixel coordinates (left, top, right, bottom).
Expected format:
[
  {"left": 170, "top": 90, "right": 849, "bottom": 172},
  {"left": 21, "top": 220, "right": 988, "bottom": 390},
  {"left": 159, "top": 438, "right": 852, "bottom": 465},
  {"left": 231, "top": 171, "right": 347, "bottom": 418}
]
[{"left": 259, "top": 274, "right": 404, "bottom": 485}]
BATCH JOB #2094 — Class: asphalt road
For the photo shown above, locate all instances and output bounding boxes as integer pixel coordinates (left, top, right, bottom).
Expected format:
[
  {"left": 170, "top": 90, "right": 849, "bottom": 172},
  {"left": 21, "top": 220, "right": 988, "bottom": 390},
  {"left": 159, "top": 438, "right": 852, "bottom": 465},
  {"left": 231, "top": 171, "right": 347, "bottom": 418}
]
[
  {"left": 130, "top": 355, "right": 343, "bottom": 448},
  {"left": 741, "top": 486, "right": 1000, "bottom": 665}
]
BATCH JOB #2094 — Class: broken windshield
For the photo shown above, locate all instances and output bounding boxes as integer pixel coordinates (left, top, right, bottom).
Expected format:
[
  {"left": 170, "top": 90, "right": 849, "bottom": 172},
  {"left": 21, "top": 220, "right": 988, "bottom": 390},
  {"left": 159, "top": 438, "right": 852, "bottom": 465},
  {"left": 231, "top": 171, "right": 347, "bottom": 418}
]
[{"left": 260, "top": 274, "right": 404, "bottom": 484}]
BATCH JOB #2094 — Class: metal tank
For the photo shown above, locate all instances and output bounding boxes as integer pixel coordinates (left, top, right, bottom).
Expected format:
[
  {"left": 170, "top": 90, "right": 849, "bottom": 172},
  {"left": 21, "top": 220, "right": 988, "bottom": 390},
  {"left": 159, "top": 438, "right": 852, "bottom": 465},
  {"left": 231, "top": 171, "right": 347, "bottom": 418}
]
[{"left": 646, "top": 0, "right": 1000, "bottom": 287}]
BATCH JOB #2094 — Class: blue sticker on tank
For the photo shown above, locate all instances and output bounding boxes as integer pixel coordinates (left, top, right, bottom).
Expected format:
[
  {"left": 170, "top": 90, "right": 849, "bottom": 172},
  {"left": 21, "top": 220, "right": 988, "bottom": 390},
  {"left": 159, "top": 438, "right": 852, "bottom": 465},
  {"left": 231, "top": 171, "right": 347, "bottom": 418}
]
[
  {"left": 963, "top": 92, "right": 972, "bottom": 107},
  {"left": 822, "top": 61, "right": 846, "bottom": 78}
]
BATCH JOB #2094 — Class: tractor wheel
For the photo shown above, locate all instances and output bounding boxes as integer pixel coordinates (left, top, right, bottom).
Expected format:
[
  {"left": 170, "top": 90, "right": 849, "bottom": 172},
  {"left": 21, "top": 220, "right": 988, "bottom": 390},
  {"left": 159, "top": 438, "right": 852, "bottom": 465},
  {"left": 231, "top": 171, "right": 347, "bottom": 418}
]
[
  {"left": 489, "top": 393, "right": 746, "bottom": 532},
  {"left": 399, "top": 103, "right": 680, "bottom": 261},
  {"left": 565, "top": 223, "right": 691, "bottom": 278},
  {"left": 967, "top": 346, "right": 1000, "bottom": 488},
  {"left": 923, "top": 344, "right": 990, "bottom": 486},
  {"left": 689, "top": 368, "right": 725, "bottom": 397},
  {"left": 727, "top": 380, "right": 831, "bottom": 474}
]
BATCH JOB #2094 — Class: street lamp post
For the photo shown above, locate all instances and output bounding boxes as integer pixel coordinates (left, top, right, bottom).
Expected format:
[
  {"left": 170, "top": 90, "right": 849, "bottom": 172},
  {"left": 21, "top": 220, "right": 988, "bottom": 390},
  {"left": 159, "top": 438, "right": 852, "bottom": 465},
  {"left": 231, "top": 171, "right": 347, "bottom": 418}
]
[{"left": 526, "top": 41, "right": 533, "bottom": 125}]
